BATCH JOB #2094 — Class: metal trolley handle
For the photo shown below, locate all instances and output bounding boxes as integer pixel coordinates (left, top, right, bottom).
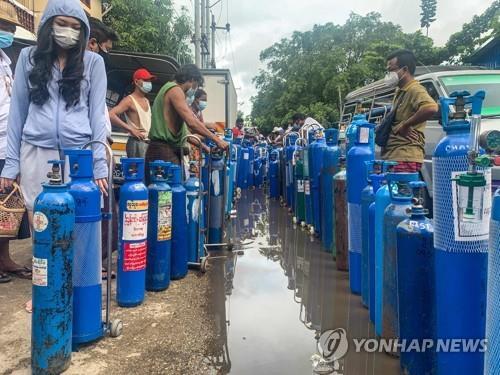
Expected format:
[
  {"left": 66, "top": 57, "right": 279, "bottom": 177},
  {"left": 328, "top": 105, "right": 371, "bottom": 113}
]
[{"left": 80, "top": 140, "right": 122, "bottom": 337}]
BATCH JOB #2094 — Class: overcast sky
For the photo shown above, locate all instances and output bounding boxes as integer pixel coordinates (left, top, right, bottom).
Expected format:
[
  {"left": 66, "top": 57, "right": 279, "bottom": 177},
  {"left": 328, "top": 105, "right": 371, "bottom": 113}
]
[{"left": 175, "top": 0, "right": 494, "bottom": 115}]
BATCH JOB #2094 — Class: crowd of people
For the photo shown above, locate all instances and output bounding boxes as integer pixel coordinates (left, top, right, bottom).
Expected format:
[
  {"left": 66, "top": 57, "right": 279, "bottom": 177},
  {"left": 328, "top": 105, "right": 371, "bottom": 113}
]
[
  {"left": 0, "top": 0, "right": 438, "bottom": 302},
  {"left": 0, "top": 0, "right": 231, "bottom": 291}
]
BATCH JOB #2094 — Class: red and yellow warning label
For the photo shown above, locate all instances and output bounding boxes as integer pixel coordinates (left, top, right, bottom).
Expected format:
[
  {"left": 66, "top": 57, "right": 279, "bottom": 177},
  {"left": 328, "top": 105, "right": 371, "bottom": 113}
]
[{"left": 126, "top": 200, "right": 149, "bottom": 211}]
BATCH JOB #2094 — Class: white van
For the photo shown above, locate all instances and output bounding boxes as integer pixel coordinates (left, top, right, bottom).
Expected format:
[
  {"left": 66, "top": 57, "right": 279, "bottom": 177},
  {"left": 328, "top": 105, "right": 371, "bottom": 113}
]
[{"left": 341, "top": 67, "right": 500, "bottom": 210}]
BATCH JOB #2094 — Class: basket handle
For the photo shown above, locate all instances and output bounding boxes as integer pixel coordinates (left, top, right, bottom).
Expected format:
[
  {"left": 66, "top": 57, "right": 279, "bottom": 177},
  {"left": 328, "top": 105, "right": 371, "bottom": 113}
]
[{"left": 0, "top": 182, "right": 26, "bottom": 209}]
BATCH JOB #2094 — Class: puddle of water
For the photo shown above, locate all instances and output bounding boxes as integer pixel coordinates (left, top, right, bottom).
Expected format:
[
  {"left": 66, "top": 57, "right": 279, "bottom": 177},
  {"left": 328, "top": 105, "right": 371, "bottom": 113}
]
[{"left": 205, "top": 189, "right": 399, "bottom": 375}]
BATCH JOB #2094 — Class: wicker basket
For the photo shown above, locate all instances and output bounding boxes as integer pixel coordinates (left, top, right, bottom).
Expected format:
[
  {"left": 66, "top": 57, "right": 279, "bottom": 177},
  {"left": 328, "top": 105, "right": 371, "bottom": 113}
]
[{"left": 0, "top": 183, "right": 26, "bottom": 238}]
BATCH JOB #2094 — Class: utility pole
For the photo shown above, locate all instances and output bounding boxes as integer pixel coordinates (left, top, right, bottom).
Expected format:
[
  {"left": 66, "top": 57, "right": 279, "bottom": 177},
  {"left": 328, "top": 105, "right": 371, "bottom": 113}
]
[
  {"left": 200, "top": 0, "right": 206, "bottom": 68},
  {"left": 205, "top": 0, "right": 211, "bottom": 68},
  {"left": 211, "top": 14, "right": 216, "bottom": 69},
  {"left": 211, "top": 17, "right": 230, "bottom": 69},
  {"left": 194, "top": 0, "right": 201, "bottom": 67}
]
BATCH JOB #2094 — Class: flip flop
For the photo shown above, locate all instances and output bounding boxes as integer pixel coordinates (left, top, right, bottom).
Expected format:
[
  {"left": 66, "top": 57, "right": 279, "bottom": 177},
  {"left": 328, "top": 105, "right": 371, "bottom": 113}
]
[
  {"left": 6, "top": 266, "right": 32, "bottom": 280},
  {"left": 0, "top": 271, "right": 11, "bottom": 283}
]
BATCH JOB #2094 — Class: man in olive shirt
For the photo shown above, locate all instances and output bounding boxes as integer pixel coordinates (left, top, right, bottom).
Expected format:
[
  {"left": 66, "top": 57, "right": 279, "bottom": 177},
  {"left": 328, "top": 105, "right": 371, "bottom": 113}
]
[{"left": 382, "top": 50, "right": 439, "bottom": 172}]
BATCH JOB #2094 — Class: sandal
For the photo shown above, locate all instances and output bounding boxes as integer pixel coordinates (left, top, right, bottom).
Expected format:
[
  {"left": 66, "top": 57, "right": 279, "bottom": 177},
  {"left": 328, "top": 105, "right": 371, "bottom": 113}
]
[
  {"left": 0, "top": 271, "right": 11, "bottom": 283},
  {"left": 6, "top": 266, "right": 32, "bottom": 280}
]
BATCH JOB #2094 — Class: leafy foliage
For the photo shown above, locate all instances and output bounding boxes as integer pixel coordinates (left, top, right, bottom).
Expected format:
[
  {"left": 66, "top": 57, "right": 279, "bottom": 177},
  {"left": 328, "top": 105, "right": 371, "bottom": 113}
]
[
  {"left": 420, "top": 0, "right": 437, "bottom": 36},
  {"left": 444, "top": 0, "right": 500, "bottom": 63},
  {"left": 103, "top": 0, "right": 192, "bottom": 63},
  {"left": 251, "top": 12, "right": 444, "bottom": 133}
]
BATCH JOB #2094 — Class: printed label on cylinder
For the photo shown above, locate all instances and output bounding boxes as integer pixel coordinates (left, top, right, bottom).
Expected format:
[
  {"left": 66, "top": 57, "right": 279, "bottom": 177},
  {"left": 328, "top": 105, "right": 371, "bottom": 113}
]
[
  {"left": 305, "top": 181, "right": 311, "bottom": 195},
  {"left": 158, "top": 192, "right": 172, "bottom": 241},
  {"left": 297, "top": 180, "right": 304, "bottom": 193},
  {"left": 126, "top": 200, "right": 149, "bottom": 211},
  {"left": 33, "top": 212, "right": 48, "bottom": 233},
  {"left": 123, "top": 210, "right": 148, "bottom": 241},
  {"left": 123, "top": 241, "right": 147, "bottom": 271},
  {"left": 32, "top": 257, "right": 48, "bottom": 286}
]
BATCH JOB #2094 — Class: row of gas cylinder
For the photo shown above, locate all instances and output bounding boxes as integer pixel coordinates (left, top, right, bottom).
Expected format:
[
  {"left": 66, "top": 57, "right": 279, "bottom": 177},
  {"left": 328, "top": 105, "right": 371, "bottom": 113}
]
[
  {"left": 30, "top": 131, "right": 239, "bottom": 374},
  {"left": 266, "top": 91, "right": 500, "bottom": 375}
]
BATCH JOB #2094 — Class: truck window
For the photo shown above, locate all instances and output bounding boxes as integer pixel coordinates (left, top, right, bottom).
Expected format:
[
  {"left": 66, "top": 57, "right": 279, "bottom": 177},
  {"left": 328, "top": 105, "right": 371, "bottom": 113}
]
[
  {"left": 420, "top": 81, "right": 440, "bottom": 120},
  {"left": 440, "top": 74, "right": 500, "bottom": 117}
]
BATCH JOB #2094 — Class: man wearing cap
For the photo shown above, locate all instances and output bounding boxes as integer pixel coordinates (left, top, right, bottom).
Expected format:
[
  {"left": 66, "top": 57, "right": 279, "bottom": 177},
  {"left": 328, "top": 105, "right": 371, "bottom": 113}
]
[
  {"left": 109, "top": 68, "right": 155, "bottom": 158},
  {"left": 0, "top": 1, "right": 32, "bottom": 282}
]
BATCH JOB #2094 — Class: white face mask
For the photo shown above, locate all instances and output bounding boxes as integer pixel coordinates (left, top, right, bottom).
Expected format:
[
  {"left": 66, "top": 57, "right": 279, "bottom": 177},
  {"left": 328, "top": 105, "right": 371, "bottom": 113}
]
[
  {"left": 384, "top": 71, "right": 400, "bottom": 88},
  {"left": 53, "top": 24, "right": 80, "bottom": 49},
  {"left": 384, "top": 68, "right": 406, "bottom": 88},
  {"left": 140, "top": 81, "right": 152, "bottom": 94}
]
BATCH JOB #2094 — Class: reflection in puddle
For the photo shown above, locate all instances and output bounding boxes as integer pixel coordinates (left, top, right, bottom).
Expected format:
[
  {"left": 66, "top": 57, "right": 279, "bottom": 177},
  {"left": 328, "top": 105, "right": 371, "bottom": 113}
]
[{"left": 205, "top": 190, "right": 399, "bottom": 375}]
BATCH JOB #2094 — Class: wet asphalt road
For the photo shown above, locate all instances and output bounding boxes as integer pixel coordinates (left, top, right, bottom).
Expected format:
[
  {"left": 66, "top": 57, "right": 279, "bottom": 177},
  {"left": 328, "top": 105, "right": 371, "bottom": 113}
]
[{"left": 205, "top": 189, "right": 399, "bottom": 375}]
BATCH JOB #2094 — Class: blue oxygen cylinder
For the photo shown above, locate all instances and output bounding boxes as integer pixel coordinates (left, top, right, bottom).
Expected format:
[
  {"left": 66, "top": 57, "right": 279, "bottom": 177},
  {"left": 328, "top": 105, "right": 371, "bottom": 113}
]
[
  {"left": 248, "top": 145, "right": 255, "bottom": 188},
  {"left": 285, "top": 134, "right": 299, "bottom": 209},
  {"left": 397, "top": 182, "right": 436, "bottom": 375},
  {"left": 117, "top": 158, "right": 149, "bottom": 307},
  {"left": 382, "top": 173, "right": 419, "bottom": 341},
  {"left": 169, "top": 165, "right": 189, "bottom": 279},
  {"left": 486, "top": 186, "right": 500, "bottom": 375},
  {"left": 269, "top": 151, "right": 280, "bottom": 199},
  {"left": 304, "top": 130, "right": 315, "bottom": 230},
  {"left": 209, "top": 149, "right": 226, "bottom": 244},
  {"left": 347, "top": 123, "right": 374, "bottom": 294},
  {"left": 237, "top": 141, "right": 249, "bottom": 189},
  {"left": 32, "top": 161, "right": 75, "bottom": 375},
  {"left": 294, "top": 145, "right": 306, "bottom": 225},
  {"left": 368, "top": 173, "right": 385, "bottom": 324},
  {"left": 374, "top": 161, "right": 398, "bottom": 336},
  {"left": 345, "top": 114, "right": 375, "bottom": 155},
  {"left": 227, "top": 144, "right": 237, "bottom": 212},
  {"left": 66, "top": 149, "right": 103, "bottom": 346},
  {"left": 320, "top": 129, "right": 340, "bottom": 252},
  {"left": 146, "top": 161, "right": 172, "bottom": 292},
  {"left": 310, "top": 131, "right": 327, "bottom": 235},
  {"left": 361, "top": 160, "right": 383, "bottom": 309},
  {"left": 434, "top": 91, "right": 489, "bottom": 374},
  {"left": 185, "top": 164, "right": 205, "bottom": 263}
]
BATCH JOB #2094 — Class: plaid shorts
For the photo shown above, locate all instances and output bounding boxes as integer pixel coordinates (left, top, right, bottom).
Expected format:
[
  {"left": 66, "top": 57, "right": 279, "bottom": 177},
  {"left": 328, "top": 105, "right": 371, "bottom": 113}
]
[{"left": 393, "top": 162, "right": 422, "bottom": 173}]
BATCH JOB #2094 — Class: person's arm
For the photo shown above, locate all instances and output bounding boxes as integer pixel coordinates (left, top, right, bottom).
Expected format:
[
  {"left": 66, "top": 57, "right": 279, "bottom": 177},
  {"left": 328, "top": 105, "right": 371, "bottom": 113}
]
[
  {"left": 0, "top": 48, "right": 31, "bottom": 189},
  {"left": 396, "top": 87, "right": 438, "bottom": 140},
  {"left": 168, "top": 87, "right": 228, "bottom": 150},
  {"left": 109, "top": 97, "right": 145, "bottom": 140},
  {"left": 88, "top": 54, "right": 110, "bottom": 194}
]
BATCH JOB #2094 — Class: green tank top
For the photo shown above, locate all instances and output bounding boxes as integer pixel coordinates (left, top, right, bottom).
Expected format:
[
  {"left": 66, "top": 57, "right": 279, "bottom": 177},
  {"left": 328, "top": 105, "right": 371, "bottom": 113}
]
[{"left": 149, "top": 81, "right": 188, "bottom": 148}]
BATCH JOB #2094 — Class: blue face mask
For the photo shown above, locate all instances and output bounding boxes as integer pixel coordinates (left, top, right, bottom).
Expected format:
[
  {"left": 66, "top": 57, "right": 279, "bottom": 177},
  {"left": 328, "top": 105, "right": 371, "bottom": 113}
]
[
  {"left": 199, "top": 100, "right": 207, "bottom": 111},
  {"left": 186, "top": 87, "right": 196, "bottom": 99},
  {"left": 0, "top": 31, "right": 14, "bottom": 49}
]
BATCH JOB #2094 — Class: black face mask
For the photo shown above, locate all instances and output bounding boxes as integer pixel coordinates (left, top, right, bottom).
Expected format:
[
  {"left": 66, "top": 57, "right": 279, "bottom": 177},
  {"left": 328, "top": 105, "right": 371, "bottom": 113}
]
[{"left": 99, "top": 49, "right": 111, "bottom": 72}]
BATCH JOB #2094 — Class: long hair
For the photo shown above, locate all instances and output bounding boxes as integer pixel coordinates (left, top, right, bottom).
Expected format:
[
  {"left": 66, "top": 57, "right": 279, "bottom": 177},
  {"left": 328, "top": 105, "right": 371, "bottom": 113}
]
[{"left": 29, "top": 18, "right": 87, "bottom": 109}]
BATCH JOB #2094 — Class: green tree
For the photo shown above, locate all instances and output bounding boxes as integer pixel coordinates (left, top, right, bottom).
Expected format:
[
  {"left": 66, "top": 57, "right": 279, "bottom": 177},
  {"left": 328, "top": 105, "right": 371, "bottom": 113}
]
[
  {"left": 444, "top": 0, "right": 500, "bottom": 63},
  {"left": 251, "top": 12, "right": 444, "bottom": 130},
  {"left": 420, "top": 0, "right": 437, "bottom": 37},
  {"left": 103, "top": 0, "right": 192, "bottom": 63}
]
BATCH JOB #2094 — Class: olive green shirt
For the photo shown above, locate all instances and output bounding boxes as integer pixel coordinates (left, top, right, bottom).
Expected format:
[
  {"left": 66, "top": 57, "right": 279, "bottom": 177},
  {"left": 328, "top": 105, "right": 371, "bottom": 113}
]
[
  {"left": 381, "top": 80, "right": 437, "bottom": 163},
  {"left": 149, "top": 81, "right": 188, "bottom": 148}
]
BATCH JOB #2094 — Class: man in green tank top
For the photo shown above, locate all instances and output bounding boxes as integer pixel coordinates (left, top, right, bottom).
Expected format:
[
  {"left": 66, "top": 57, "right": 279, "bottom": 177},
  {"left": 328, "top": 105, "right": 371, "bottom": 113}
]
[{"left": 146, "top": 64, "right": 228, "bottom": 167}]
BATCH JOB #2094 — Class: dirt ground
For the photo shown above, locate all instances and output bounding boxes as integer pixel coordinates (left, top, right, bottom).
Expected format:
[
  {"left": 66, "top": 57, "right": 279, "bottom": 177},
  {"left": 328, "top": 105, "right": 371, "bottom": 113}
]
[{"left": 0, "top": 239, "right": 220, "bottom": 375}]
